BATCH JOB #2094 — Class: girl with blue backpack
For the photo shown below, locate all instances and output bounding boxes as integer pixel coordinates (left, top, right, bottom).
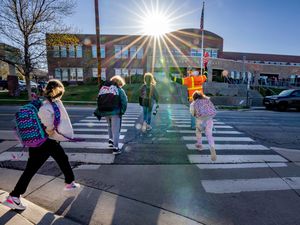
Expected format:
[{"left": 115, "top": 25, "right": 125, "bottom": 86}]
[{"left": 3, "top": 79, "right": 80, "bottom": 210}]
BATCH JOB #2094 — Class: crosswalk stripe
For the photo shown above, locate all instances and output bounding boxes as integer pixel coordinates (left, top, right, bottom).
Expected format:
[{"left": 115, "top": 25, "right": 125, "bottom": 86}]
[
  {"left": 15, "top": 142, "right": 124, "bottom": 149},
  {"left": 188, "top": 154, "right": 288, "bottom": 164},
  {"left": 167, "top": 130, "right": 242, "bottom": 134},
  {"left": 61, "top": 142, "right": 124, "bottom": 149},
  {"left": 0, "top": 152, "right": 114, "bottom": 164},
  {"left": 201, "top": 177, "right": 300, "bottom": 193},
  {"left": 73, "top": 123, "right": 134, "bottom": 127},
  {"left": 175, "top": 125, "right": 233, "bottom": 128},
  {"left": 196, "top": 163, "right": 287, "bottom": 169},
  {"left": 74, "top": 128, "right": 127, "bottom": 132},
  {"left": 186, "top": 144, "right": 269, "bottom": 150},
  {"left": 183, "top": 136, "right": 254, "bottom": 142},
  {"left": 175, "top": 121, "right": 225, "bottom": 125},
  {"left": 74, "top": 134, "right": 124, "bottom": 139},
  {"left": 80, "top": 119, "right": 136, "bottom": 123}
]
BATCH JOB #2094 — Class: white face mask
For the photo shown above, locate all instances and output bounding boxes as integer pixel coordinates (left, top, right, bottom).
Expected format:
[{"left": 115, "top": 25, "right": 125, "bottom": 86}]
[{"left": 192, "top": 71, "right": 199, "bottom": 76}]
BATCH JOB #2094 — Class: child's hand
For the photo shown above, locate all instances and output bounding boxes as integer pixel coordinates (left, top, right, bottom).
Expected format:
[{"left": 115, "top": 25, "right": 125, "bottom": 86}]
[{"left": 46, "top": 129, "right": 54, "bottom": 136}]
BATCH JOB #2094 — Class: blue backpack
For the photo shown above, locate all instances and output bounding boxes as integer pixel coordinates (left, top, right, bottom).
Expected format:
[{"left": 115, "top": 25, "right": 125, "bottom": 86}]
[{"left": 15, "top": 99, "right": 60, "bottom": 148}]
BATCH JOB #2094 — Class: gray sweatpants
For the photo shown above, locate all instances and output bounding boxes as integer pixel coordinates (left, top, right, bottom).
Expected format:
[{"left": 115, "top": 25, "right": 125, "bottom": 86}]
[{"left": 105, "top": 115, "right": 121, "bottom": 148}]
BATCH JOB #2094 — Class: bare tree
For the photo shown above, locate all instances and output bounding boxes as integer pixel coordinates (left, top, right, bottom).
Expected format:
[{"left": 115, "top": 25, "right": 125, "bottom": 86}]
[{"left": 0, "top": 0, "right": 77, "bottom": 99}]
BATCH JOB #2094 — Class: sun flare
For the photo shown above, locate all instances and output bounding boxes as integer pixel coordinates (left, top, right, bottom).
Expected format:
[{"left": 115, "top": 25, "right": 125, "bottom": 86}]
[{"left": 142, "top": 13, "right": 171, "bottom": 37}]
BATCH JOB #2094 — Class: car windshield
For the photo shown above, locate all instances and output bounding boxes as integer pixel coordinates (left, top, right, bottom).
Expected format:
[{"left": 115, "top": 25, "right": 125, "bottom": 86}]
[{"left": 278, "top": 90, "right": 294, "bottom": 96}]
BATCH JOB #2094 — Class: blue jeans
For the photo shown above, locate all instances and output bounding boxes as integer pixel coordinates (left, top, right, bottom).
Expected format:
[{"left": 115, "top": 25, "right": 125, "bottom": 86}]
[{"left": 143, "top": 106, "right": 152, "bottom": 124}]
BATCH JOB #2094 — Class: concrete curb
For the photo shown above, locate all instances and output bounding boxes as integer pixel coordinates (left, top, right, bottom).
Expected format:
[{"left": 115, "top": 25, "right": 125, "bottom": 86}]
[{"left": 0, "top": 190, "right": 81, "bottom": 225}]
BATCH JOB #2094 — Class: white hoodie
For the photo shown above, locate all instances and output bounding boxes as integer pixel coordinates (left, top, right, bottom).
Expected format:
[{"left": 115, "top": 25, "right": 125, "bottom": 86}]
[{"left": 38, "top": 99, "right": 74, "bottom": 141}]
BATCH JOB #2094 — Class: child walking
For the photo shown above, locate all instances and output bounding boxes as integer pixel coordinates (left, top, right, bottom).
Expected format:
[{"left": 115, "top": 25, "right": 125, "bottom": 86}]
[
  {"left": 3, "top": 79, "right": 80, "bottom": 210},
  {"left": 139, "top": 72, "right": 159, "bottom": 132},
  {"left": 190, "top": 91, "right": 217, "bottom": 161}
]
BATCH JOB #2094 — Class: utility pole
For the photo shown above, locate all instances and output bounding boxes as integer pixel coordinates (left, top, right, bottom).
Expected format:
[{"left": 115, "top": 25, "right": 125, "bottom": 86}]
[{"left": 94, "top": 0, "right": 101, "bottom": 86}]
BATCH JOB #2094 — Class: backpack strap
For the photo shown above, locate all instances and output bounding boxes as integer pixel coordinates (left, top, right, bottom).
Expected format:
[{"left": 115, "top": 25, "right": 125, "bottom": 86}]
[{"left": 50, "top": 101, "right": 84, "bottom": 142}]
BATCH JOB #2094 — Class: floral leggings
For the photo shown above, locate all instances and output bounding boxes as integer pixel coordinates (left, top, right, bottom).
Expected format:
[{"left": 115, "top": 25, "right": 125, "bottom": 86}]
[{"left": 195, "top": 118, "right": 215, "bottom": 147}]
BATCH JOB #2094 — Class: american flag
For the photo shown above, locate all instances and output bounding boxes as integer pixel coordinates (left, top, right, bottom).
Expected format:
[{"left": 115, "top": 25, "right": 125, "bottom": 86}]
[{"left": 200, "top": 2, "right": 205, "bottom": 31}]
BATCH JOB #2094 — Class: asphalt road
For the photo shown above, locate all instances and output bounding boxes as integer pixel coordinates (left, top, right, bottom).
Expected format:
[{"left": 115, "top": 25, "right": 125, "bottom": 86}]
[{"left": 0, "top": 104, "right": 300, "bottom": 225}]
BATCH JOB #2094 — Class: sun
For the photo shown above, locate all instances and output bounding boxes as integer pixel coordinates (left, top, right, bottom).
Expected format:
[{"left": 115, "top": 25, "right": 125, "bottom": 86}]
[{"left": 142, "top": 12, "right": 171, "bottom": 37}]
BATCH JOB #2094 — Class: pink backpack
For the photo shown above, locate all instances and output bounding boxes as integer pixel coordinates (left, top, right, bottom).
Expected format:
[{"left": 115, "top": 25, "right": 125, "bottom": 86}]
[{"left": 194, "top": 98, "right": 216, "bottom": 117}]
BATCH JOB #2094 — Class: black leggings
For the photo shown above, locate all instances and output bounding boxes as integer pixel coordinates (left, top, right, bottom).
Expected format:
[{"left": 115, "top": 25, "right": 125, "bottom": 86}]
[{"left": 10, "top": 139, "right": 74, "bottom": 197}]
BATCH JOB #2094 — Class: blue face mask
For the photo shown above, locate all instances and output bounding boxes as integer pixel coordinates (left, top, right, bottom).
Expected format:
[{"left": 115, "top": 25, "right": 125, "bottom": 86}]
[{"left": 192, "top": 71, "right": 199, "bottom": 76}]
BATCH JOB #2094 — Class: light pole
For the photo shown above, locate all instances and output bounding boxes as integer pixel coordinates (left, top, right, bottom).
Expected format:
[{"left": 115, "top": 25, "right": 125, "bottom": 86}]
[{"left": 94, "top": 0, "right": 101, "bottom": 86}]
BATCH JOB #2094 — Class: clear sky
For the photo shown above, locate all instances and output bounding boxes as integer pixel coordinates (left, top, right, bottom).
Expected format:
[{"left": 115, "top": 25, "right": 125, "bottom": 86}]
[{"left": 64, "top": 0, "right": 300, "bottom": 56}]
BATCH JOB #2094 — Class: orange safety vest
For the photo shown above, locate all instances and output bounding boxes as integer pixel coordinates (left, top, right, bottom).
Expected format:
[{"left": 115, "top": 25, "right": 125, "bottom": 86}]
[{"left": 182, "top": 75, "right": 207, "bottom": 101}]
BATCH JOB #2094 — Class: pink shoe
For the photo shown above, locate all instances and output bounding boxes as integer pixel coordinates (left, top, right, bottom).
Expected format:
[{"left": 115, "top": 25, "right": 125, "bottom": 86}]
[
  {"left": 195, "top": 143, "right": 203, "bottom": 151},
  {"left": 64, "top": 181, "right": 81, "bottom": 191}
]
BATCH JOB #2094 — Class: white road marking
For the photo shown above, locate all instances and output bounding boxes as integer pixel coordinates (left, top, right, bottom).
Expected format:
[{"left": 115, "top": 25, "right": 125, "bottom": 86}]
[
  {"left": 74, "top": 128, "right": 127, "bottom": 132},
  {"left": 175, "top": 125, "right": 233, "bottom": 128},
  {"left": 80, "top": 119, "right": 136, "bottom": 123},
  {"left": 73, "top": 123, "right": 134, "bottom": 127},
  {"left": 0, "top": 152, "right": 115, "bottom": 164},
  {"left": 196, "top": 163, "right": 287, "bottom": 169},
  {"left": 175, "top": 121, "right": 225, "bottom": 125},
  {"left": 188, "top": 154, "right": 288, "bottom": 164},
  {"left": 74, "top": 165, "right": 101, "bottom": 170},
  {"left": 183, "top": 136, "right": 254, "bottom": 142},
  {"left": 167, "top": 130, "right": 242, "bottom": 134},
  {"left": 186, "top": 144, "right": 269, "bottom": 150},
  {"left": 61, "top": 142, "right": 124, "bottom": 149},
  {"left": 74, "top": 134, "right": 124, "bottom": 139},
  {"left": 201, "top": 177, "right": 300, "bottom": 193}
]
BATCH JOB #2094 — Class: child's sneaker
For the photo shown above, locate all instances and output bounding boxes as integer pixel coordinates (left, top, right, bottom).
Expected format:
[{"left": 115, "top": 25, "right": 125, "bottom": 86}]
[
  {"left": 64, "top": 181, "right": 81, "bottom": 191},
  {"left": 108, "top": 139, "right": 114, "bottom": 147},
  {"left": 210, "top": 146, "right": 217, "bottom": 161},
  {"left": 112, "top": 147, "right": 122, "bottom": 155},
  {"left": 146, "top": 124, "right": 152, "bottom": 131},
  {"left": 2, "top": 195, "right": 26, "bottom": 210},
  {"left": 142, "top": 122, "right": 147, "bottom": 132},
  {"left": 195, "top": 143, "right": 203, "bottom": 151}
]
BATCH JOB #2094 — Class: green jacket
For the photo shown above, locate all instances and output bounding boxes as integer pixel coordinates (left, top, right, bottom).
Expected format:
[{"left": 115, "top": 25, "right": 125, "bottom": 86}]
[{"left": 94, "top": 87, "right": 128, "bottom": 118}]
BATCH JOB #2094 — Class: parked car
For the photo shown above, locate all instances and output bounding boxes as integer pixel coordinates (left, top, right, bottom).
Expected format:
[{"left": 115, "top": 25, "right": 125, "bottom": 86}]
[
  {"left": 263, "top": 89, "right": 300, "bottom": 111},
  {"left": 0, "top": 80, "right": 8, "bottom": 90},
  {"left": 18, "top": 80, "right": 38, "bottom": 91}
]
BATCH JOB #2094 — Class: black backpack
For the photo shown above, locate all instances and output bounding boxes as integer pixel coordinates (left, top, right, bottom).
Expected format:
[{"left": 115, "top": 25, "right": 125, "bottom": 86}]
[{"left": 97, "top": 81, "right": 120, "bottom": 111}]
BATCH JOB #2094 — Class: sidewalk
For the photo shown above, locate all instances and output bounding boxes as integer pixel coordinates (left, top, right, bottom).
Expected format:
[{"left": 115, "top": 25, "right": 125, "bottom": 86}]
[{"left": 0, "top": 168, "right": 203, "bottom": 225}]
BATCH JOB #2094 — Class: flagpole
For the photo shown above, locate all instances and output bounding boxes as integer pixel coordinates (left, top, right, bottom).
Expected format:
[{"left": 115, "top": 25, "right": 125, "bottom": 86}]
[{"left": 200, "top": 2, "right": 205, "bottom": 75}]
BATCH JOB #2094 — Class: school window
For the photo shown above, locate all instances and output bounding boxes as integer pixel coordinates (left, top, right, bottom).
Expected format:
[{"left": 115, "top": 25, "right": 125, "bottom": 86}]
[
  {"left": 77, "top": 68, "right": 83, "bottom": 81},
  {"left": 137, "top": 68, "right": 143, "bottom": 75},
  {"left": 54, "top": 68, "right": 61, "bottom": 80},
  {"left": 130, "top": 46, "right": 137, "bottom": 59},
  {"left": 92, "top": 68, "right": 98, "bottom": 77},
  {"left": 137, "top": 47, "right": 143, "bottom": 59},
  {"left": 101, "top": 68, "right": 106, "bottom": 80},
  {"left": 122, "top": 47, "right": 128, "bottom": 59},
  {"left": 62, "top": 68, "right": 69, "bottom": 81},
  {"left": 115, "top": 68, "right": 121, "bottom": 75},
  {"left": 115, "top": 45, "right": 122, "bottom": 59},
  {"left": 190, "top": 48, "right": 202, "bottom": 57},
  {"left": 92, "top": 45, "right": 105, "bottom": 58},
  {"left": 53, "top": 46, "right": 60, "bottom": 58},
  {"left": 76, "top": 45, "right": 82, "bottom": 58},
  {"left": 69, "top": 45, "right": 75, "bottom": 58},
  {"left": 130, "top": 68, "right": 137, "bottom": 75},
  {"left": 122, "top": 68, "right": 129, "bottom": 77},
  {"left": 60, "top": 46, "right": 67, "bottom": 58},
  {"left": 70, "top": 68, "right": 77, "bottom": 81}
]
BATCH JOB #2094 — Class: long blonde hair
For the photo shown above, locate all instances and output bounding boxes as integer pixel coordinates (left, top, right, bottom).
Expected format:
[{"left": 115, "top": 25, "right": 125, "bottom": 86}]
[
  {"left": 110, "top": 75, "right": 126, "bottom": 87},
  {"left": 44, "top": 79, "right": 65, "bottom": 100},
  {"left": 144, "top": 72, "right": 156, "bottom": 86}
]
